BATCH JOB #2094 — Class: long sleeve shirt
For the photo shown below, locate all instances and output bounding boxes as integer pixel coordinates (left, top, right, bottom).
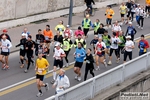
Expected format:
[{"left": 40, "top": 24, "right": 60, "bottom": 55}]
[
  {"left": 74, "top": 47, "right": 86, "bottom": 62},
  {"left": 54, "top": 75, "right": 70, "bottom": 90},
  {"left": 16, "top": 38, "right": 27, "bottom": 50},
  {"left": 84, "top": 0, "right": 95, "bottom": 5},
  {"left": 1, "top": 39, "right": 12, "bottom": 52}
]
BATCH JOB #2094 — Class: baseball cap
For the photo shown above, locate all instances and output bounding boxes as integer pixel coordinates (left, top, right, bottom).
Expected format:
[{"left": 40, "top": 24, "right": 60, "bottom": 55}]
[
  {"left": 129, "top": 22, "right": 132, "bottom": 25},
  {"left": 3, "top": 29, "right": 8, "bottom": 33},
  {"left": 94, "top": 35, "right": 98, "bottom": 37},
  {"left": 22, "top": 33, "right": 26, "bottom": 36},
  {"left": 55, "top": 42, "right": 60, "bottom": 46},
  {"left": 126, "top": 35, "right": 131, "bottom": 39},
  {"left": 66, "top": 25, "right": 70, "bottom": 28}
]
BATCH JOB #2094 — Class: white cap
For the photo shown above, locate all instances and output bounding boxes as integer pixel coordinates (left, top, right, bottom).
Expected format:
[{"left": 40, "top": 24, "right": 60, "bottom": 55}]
[
  {"left": 94, "top": 35, "right": 98, "bottom": 37},
  {"left": 65, "top": 34, "right": 69, "bottom": 37},
  {"left": 126, "top": 35, "right": 131, "bottom": 39},
  {"left": 55, "top": 42, "right": 60, "bottom": 46},
  {"left": 128, "top": 22, "right": 132, "bottom": 25},
  {"left": 137, "top": 4, "right": 140, "bottom": 6},
  {"left": 66, "top": 25, "right": 70, "bottom": 28},
  {"left": 22, "top": 33, "right": 26, "bottom": 36}
]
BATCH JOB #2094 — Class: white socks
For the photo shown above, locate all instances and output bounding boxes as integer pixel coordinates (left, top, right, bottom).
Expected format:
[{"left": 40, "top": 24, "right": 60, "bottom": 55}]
[{"left": 53, "top": 72, "right": 56, "bottom": 80}]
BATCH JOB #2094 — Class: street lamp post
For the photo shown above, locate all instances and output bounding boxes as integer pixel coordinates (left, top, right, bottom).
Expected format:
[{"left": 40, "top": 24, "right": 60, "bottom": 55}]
[{"left": 68, "top": 0, "right": 73, "bottom": 26}]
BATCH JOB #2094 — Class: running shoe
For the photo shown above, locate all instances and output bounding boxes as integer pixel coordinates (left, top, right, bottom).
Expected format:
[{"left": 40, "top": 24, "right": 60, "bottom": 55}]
[
  {"left": 95, "top": 66, "right": 100, "bottom": 71},
  {"left": 116, "top": 58, "right": 120, "bottom": 64},
  {"left": 50, "top": 80, "right": 55, "bottom": 84},
  {"left": 108, "top": 61, "right": 112, "bottom": 65},
  {"left": 45, "top": 83, "right": 50, "bottom": 91},
  {"left": 5, "top": 65, "right": 10, "bottom": 70},
  {"left": 103, "top": 61, "right": 107, "bottom": 67},
  {"left": 2, "top": 64, "right": 6, "bottom": 70},
  {"left": 36, "top": 92, "right": 43, "bottom": 97},
  {"left": 24, "top": 69, "right": 28, "bottom": 73},
  {"left": 77, "top": 76, "right": 81, "bottom": 81}
]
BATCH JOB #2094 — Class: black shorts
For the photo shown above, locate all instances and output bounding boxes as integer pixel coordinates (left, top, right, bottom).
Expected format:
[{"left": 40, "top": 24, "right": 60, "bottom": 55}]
[
  {"left": 36, "top": 74, "right": 45, "bottom": 81},
  {"left": 121, "top": 14, "right": 125, "bottom": 17},
  {"left": 1, "top": 52, "right": 9, "bottom": 56},
  {"left": 53, "top": 59, "right": 63, "bottom": 68},
  {"left": 145, "top": 6, "right": 150, "bottom": 13},
  {"left": 20, "top": 50, "right": 26, "bottom": 57},
  {"left": 74, "top": 61, "right": 83, "bottom": 68}
]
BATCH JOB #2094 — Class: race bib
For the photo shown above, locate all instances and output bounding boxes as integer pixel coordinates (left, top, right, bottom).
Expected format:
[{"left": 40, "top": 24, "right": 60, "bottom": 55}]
[
  {"left": 37, "top": 40, "right": 40, "bottom": 44},
  {"left": 38, "top": 68, "right": 43, "bottom": 74},
  {"left": 20, "top": 45, "right": 24, "bottom": 50},
  {"left": 56, "top": 87, "right": 64, "bottom": 94},
  {"left": 128, "top": 29, "right": 132, "bottom": 34},
  {"left": 45, "top": 36, "right": 49, "bottom": 40}
]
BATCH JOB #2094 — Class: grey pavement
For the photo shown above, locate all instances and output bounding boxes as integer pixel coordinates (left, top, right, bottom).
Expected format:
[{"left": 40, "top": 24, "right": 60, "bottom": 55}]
[{"left": 0, "top": 0, "right": 149, "bottom": 100}]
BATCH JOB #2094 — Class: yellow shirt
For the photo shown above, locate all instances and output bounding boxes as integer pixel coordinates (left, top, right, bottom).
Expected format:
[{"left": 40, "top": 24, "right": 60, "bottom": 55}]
[
  {"left": 36, "top": 58, "right": 49, "bottom": 75},
  {"left": 120, "top": 5, "right": 127, "bottom": 14},
  {"left": 146, "top": 0, "right": 150, "bottom": 5},
  {"left": 55, "top": 25, "right": 66, "bottom": 35},
  {"left": 105, "top": 9, "right": 115, "bottom": 19}
]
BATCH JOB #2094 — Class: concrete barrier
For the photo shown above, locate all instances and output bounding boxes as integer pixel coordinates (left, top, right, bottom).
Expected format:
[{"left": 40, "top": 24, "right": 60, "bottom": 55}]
[{"left": 0, "top": 0, "right": 127, "bottom": 29}]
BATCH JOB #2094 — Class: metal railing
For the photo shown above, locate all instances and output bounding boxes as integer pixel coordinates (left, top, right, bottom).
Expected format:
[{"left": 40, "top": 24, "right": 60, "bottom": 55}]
[{"left": 45, "top": 52, "right": 150, "bottom": 100}]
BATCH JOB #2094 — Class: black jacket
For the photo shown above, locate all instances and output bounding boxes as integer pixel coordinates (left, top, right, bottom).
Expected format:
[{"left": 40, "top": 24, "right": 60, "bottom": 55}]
[
  {"left": 54, "top": 35, "right": 63, "bottom": 44},
  {"left": 16, "top": 38, "right": 27, "bottom": 50},
  {"left": 85, "top": 54, "right": 94, "bottom": 68},
  {"left": 97, "top": 27, "right": 105, "bottom": 35}
]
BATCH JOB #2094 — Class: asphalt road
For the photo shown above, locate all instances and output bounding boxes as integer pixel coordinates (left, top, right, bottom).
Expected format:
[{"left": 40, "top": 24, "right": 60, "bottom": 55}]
[{"left": 0, "top": 18, "right": 150, "bottom": 100}]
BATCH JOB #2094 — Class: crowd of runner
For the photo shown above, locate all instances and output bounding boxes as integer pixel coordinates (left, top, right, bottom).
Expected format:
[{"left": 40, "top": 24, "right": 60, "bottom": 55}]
[{"left": 0, "top": 0, "right": 150, "bottom": 97}]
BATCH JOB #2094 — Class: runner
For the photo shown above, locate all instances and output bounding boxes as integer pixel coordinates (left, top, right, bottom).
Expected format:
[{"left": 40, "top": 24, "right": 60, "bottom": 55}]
[
  {"left": 43, "top": 25, "right": 53, "bottom": 56},
  {"left": 74, "top": 42, "right": 86, "bottom": 81},
  {"left": 82, "top": 14, "right": 92, "bottom": 38},
  {"left": 22, "top": 27, "right": 30, "bottom": 39},
  {"left": 138, "top": 34, "right": 149, "bottom": 56},
  {"left": 51, "top": 42, "right": 66, "bottom": 84},
  {"left": 135, "top": 4, "right": 141, "bottom": 27},
  {"left": 119, "top": 2, "right": 127, "bottom": 24},
  {"left": 97, "top": 23, "right": 105, "bottom": 37},
  {"left": 108, "top": 32, "right": 121, "bottom": 65},
  {"left": 35, "top": 53, "right": 50, "bottom": 97},
  {"left": 145, "top": 0, "right": 150, "bottom": 17},
  {"left": 125, "top": 22, "right": 137, "bottom": 41},
  {"left": 16, "top": 34, "right": 27, "bottom": 68},
  {"left": 37, "top": 40, "right": 48, "bottom": 59},
  {"left": 52, "top": 69, "right": 70, "bottom": 94},
  {"left": 0, "top": 35, "right": 12, "bottom": 70},
  {"left": 24, "top": 35, "right": 35, "bottom": 73},
  {"left": 123, "top": 36, "right": 134, "bottom": 63},
  {"left": 62, "top": 34, "right": 73, "bottom": 67},
  {"left": 74, "top": 26, "right": 84, "bottom": 39},
  {"left": 84, "top": 0, "right": 95, "bottom": 15},
  {"left": 93, "top": 19, "right": 100, "bottom": 35},
  {"left": 95, "top": 37, "right": 107, "bottom": 70},
  {"left": 64, "top": 25, "right": 73, "bottom": 39},
  {"left": 126, "top": 0, "right": 132, "bottom": 24},
  {"left": 102, "top": 30, "right": 111, "bottom": 60},
  {"left": 131, "top": 1, "right": 137, "bottom": 21},
  {"left": 105, "top": 5, "right": 115, "bottom": 28},
  {"left": 84, "top": 48, "right": 95, "bottom": 81},
  {"left": 138, "top": 5, "right": 146, "bottom": 29},
  {"left": 112, "top": 21, "right": 122, "bottom": 37},
  {"left": 35, "top": 29, "right": 45, "bottom": 56},
  {"left": 55, "top": 20, "right": 66, "bottom": 36},
  {"left": 0, "top": 29, "right": 11, "bottom": 42},
  {"left": 90, "top": 35, "right": 98, "bottom": 54},
  {"left": 118, "top": 31, "right": 126, "bottom": 60},
  {"left": 53, "top": 31, "right": 63, "bottom": 52},
  {"left": 74, "top": 34, "right": 86, "bottom": 49}
]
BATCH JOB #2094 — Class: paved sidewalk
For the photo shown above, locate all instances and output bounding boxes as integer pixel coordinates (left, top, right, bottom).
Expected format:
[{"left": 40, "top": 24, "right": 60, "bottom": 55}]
[{"left": 6, "top": 0, "right": 143, "bottom": 52}]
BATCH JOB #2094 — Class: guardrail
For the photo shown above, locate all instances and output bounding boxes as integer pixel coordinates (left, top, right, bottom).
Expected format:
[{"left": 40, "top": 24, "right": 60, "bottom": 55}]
[{"left": 45, "top": 52, "right": 150, "bottom": 100}]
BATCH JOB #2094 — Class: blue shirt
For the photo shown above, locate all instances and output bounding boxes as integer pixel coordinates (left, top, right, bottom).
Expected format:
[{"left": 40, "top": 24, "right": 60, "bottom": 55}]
[{"left": 74, "top": 48, "right": 86, "bottom": 62}]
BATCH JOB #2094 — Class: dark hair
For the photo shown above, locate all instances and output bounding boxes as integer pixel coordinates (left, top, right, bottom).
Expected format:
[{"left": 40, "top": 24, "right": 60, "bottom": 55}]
[
  {"left": 113, "top": 32, "right": 116, "bottom": 36},
  {"left": 46, "top": 25, "right": 50, "bottom": 28},
  {"left": 78, "top": 42, "right": 83, "bottom": 47},
  {"left": 60, "top": 20, "right": 63, "bottom": 24},
  {"left": 96, "top": 19, "right": 100, "bottom": 22},
  {"left": 88, "top": 48, "right": 92, "bottom": 51},
  {"left": 141, "top": 34, "right": 144, "bottom": 37},
  {"left": 38, "top": 29, "right": 42, "bottom": 32},
  {"left": 78, "top": 26, "right": 82, "bottom": 30},
  {"left": 104, "top": 30, "right": 108, "bottom": 33},
  {"left": 100, "top": 23, "right": 104, "bottom": 27}
]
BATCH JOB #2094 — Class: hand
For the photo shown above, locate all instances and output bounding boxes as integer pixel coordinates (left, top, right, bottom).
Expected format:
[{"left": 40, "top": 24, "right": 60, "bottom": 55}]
[
  {"left": 59, "top": 86, "right": 63, "bottom": 89},
  {"left": 35, "top": 68, "right": 37, "bottom": 71},
  {"left": 110, "top": 14, "right": 112, "bottom": 16},
  {"left": 105, "top": 14, "right": 106, "bottom": 16},
  {"left": 26, "top": 47, "right": 28, "bottom": 50},
  {"left": 31, "top": 47, "right": 34, "bottom": 50}
]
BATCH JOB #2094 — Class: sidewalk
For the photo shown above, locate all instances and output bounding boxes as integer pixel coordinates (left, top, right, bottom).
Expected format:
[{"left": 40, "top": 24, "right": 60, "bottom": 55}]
[{"left": 7, "top": 0, "right": 143, "bottom": 52}]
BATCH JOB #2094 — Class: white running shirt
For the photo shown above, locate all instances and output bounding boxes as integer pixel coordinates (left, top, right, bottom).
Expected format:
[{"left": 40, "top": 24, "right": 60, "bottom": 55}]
[
  {"left": 53, "top": 48, "right": 65, "bottom": 60},
  {"left": 125, "top": 40, "right": 134, "bottom": 52},
  {"left": 1, "top": 39, "right": 12, "bottom": 52},
  {"left": 110, "top": 36, "right": 121, "bottom": 49}
]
